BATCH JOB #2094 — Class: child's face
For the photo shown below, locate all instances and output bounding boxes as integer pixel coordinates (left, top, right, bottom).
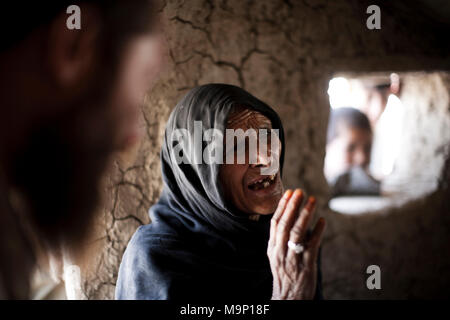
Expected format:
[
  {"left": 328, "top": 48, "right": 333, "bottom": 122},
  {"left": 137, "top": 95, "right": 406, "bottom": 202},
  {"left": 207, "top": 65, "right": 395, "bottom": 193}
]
[{"left": 325, "top": 127, "right": 372, "bottom": 180}]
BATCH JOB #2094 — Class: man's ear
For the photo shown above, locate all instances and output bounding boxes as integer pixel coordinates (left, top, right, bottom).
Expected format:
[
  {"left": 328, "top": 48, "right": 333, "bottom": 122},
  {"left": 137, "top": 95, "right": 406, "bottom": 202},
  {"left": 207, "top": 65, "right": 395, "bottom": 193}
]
[{"left": 46, "top": 5, "right": 100, "bottom": 90}]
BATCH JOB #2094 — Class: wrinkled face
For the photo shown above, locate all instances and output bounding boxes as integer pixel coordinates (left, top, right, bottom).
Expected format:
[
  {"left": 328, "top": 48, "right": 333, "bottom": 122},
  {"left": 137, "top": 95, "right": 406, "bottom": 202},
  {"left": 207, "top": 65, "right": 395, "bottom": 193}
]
[
  {"left": 325, "top": 126, "right": 372, "bottom": 180},
  {"left": 219, "top": 109, "right": 284, "bottom": 215}
]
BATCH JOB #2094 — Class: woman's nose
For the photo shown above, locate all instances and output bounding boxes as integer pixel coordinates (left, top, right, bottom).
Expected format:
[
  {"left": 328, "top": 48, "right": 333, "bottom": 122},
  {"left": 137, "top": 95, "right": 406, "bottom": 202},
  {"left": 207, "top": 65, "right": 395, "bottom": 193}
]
[{"left": 250, "top": 148, "right": 271, "bottom": 167}]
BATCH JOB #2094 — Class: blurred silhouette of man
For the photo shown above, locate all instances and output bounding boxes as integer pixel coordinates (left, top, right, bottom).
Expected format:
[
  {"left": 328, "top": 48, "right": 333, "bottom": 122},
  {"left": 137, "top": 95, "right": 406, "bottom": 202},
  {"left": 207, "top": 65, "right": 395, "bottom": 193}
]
[{"left": 0, "top": 1, "right": 163, "bottom": 298}]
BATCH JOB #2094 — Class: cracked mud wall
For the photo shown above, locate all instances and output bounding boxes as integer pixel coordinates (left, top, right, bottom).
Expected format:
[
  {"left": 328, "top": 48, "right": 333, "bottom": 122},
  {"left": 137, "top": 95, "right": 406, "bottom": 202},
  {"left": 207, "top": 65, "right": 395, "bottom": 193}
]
[
  {"left": 322, "top": 72, "right": 450, "bottom": 299},
  {"left": 75, "top": 1, "right": 450, "bottom": 299}
]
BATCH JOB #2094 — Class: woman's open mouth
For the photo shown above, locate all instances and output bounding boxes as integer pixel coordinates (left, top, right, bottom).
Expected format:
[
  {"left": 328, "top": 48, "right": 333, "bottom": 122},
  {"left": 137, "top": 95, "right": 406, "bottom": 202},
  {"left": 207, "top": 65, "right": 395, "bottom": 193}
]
[{"left": 248, "top": 174, "right": 277, "bottom": 191}]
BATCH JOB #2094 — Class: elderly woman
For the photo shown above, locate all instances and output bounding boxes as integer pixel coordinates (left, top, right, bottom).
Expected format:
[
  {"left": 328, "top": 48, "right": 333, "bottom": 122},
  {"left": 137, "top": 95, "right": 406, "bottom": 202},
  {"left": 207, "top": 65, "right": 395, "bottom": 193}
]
[{"left": 115, "top": 84, "right": 326, "bottom": 300}]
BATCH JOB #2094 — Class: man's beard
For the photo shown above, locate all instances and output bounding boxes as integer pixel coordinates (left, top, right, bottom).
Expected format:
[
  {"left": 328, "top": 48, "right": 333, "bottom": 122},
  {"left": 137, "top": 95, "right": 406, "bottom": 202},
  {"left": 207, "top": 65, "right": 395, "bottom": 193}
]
[{"left": 7, "top": 101, "right": 119, "bottom": 252}]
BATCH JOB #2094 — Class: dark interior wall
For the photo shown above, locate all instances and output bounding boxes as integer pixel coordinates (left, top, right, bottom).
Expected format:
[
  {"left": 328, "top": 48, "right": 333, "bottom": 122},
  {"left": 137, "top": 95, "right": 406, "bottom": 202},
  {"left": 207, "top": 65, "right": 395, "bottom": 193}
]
[{"left": 75, "top": 0, "right": 450, "bottom": 299}]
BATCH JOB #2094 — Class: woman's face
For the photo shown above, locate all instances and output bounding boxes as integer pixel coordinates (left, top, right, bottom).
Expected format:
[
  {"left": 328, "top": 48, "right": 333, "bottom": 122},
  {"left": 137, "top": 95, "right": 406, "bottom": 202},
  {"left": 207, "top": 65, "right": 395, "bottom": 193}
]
[{"left": 219, "top": 109, "right": 284, "bottom": 215}]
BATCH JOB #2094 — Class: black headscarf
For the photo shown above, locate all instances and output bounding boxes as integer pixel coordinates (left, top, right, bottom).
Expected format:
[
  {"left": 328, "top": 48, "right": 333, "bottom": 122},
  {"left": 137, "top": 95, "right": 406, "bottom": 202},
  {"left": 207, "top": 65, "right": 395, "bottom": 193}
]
[
  {"left": 116, "top": 84, "right": 321, "bottom": 300},
  {"left": 156, "top": 83, "right": 284, "bottom": 243}
]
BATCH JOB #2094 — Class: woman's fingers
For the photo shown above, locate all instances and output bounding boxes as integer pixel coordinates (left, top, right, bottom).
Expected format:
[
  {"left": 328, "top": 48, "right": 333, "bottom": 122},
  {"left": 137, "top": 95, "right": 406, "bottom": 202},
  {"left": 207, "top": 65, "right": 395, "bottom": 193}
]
[
  {"left": 273, "top": 189, "right": 304, "bottom": 257},
  {"left": 269, "top": 189, "right": 293, "bottom": 251},
  {"left": 285, "top": 196, "right": 316, "bottom": 263},
  {"left": 289, "top": 196, "right": 316, "bottom": 244},
  {"left": 303, "top": 217, "right": 326, "bottom": 269},
  {"left": 272, "top": 190, "right": 293, "bottom": 223}
]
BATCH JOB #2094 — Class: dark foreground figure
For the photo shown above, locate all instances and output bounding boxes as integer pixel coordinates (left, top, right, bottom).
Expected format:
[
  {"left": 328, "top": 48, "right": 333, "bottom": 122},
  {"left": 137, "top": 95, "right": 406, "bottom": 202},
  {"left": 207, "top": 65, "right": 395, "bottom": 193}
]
[{"left": 0, "top": 1, "right": 162, "bottom": 299}]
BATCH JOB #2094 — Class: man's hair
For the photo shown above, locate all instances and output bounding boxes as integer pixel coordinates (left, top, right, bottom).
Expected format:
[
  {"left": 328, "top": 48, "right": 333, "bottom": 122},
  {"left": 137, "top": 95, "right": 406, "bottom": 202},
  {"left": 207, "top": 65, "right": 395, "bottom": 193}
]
[
  {"left": 327, "top": 107, "right": 372, "bottom": 144},
  {"left": 1, "top": 1, "right": 157, "bottom": 52}
]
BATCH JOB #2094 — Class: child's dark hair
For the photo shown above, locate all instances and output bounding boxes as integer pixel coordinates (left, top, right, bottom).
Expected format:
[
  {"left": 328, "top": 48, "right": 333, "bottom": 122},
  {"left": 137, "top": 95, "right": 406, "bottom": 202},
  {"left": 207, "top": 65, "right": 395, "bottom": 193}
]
[{"left": 327, "top": 107, "right": 372, "bottom": 144}]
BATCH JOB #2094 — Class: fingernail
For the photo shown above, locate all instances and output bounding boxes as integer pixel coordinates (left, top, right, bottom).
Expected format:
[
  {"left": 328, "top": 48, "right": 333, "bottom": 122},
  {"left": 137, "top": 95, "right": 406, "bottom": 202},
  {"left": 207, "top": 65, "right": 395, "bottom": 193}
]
[
  {"left": 305, "top": 196, "right": 316, "bottom": 211},
  {"left": 293, "top": 189, "right": 303, "bottom": 199},
  {"left": 284, "top": 189, "right": 293, "bottom": 199}
]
